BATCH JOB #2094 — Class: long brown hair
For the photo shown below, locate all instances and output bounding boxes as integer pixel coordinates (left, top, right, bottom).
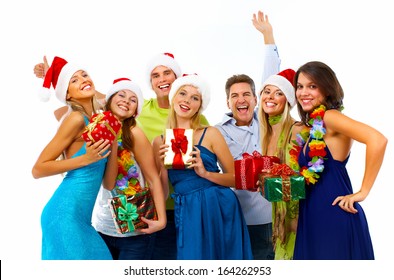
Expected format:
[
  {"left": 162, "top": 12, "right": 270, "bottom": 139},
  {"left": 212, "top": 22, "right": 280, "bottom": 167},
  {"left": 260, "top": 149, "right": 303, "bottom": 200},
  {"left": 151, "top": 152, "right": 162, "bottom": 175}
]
[
  {"left": 295, "top": 61, "right": 344, "bottom": 124},
  {"left": 105, "top": 94, "right": 137, "bottom": 151}
]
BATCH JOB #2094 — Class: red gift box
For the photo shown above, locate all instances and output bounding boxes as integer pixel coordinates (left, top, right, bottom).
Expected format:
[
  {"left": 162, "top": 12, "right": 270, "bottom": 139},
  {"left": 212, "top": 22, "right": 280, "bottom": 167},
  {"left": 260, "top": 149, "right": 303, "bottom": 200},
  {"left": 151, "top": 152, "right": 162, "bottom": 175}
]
[
  {"left": 82, "top": 111, "right": 121, "bottom": 145},
  {"left": 164, "top": 128, "right": 193, "bottom": 169},
  {"left": 234, "top": 151, "right": 280, "bottom": 191}
]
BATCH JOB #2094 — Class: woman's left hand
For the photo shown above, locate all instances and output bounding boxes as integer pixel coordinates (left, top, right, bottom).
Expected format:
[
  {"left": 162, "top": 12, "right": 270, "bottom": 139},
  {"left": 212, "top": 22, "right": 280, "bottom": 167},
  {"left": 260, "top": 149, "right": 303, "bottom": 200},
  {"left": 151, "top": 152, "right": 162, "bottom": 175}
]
[
  {"left": 187, "top": 146, "right": 208, "bottom": 178},
  {"left": 332, "top": 191, "right": 367, "bottom": 214}
]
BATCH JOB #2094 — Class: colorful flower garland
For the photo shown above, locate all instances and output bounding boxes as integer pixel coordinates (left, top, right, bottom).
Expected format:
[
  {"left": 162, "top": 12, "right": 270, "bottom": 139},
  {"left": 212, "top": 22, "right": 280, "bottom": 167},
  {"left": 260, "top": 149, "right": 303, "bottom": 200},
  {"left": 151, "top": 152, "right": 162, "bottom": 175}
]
[
  {"left": 289, "top": 105, "right": 327, "bottom": 185},
  {"left": 115, "top": 131, "right": 143, "bottom": 195}
]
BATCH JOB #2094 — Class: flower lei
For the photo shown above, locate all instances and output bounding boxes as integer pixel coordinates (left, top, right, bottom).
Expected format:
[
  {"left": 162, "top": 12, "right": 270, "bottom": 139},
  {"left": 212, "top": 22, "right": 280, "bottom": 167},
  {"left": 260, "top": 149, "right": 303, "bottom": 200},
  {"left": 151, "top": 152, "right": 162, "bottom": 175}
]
[
  {"left": 289, "top": 105, "right": 327, "bottom": 185},
  {"left": 115, "top": 131, "right": 143, "bottom": 195}
]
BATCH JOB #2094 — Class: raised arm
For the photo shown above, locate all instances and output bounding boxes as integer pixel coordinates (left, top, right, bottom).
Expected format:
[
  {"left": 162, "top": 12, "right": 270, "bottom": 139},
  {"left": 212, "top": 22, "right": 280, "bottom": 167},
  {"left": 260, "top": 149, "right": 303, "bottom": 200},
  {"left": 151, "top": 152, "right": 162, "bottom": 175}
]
[{"left": 252, "top": 10, "right": 281, "bottom": 84}]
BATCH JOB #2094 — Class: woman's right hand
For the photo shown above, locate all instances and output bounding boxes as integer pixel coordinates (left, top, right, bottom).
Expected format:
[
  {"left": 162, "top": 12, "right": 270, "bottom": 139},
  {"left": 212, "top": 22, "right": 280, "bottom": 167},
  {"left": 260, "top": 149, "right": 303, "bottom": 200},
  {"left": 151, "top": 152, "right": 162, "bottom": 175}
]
[{"left": 85, "top": 139, "right": 111, "bottom": 163}]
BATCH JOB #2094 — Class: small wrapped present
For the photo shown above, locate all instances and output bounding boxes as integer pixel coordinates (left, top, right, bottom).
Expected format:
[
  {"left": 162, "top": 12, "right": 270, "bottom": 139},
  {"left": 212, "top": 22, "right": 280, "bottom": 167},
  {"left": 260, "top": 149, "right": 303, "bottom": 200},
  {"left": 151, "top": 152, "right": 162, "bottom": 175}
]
[
  {"left": 260, "top": 163, "right": 305, "bottom": 202},
  {"left": 82, "top": 111, "right": 121, "bottom": 145},
  {"left": 234, "top": 151, "right": 280, "bottom": 191},
  {"left": 164, "top": 128, "right": 193, "bottom": 169},
  {"left": 109, "top": 189, "right": 158, "bottom": 234}
]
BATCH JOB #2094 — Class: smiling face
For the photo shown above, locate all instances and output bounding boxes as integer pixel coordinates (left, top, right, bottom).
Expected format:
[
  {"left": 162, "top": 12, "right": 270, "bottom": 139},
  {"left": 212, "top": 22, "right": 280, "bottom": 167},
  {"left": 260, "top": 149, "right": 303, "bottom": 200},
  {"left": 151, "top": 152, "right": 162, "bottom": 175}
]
[
  {"left": 227, "top": 82, "right": 257, "bottom": 126},
  {"left": 260, "top": 84, "right": 288, "bottom": 116},
  {"left": 295, "top": 72, "right": 325, "bottom": 113},
  {"left": 172, "top": 85, "right": 202, "bottom": 119},
  {"left": 66, "top": 70, "right": 96, "bottom": 102},
  {"left": 108, "top": 89, "right": 138, "bottom": 121},
  {"left": 150, "top": 65, "right": 177, "bottom": 99}
]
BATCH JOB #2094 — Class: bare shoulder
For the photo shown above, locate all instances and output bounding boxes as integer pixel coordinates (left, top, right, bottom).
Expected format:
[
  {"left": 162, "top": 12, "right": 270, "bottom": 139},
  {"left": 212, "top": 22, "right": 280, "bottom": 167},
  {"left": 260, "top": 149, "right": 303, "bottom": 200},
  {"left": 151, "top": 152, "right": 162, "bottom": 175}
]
[
  {"left": 205, "top": 126, "right": 221, "bottom": 137},
  {"left": 291, "top": 121, "right": 306, "bottom": 134},
  {"left": 61, "top": 111, "right": 86, "bottom": 128}
]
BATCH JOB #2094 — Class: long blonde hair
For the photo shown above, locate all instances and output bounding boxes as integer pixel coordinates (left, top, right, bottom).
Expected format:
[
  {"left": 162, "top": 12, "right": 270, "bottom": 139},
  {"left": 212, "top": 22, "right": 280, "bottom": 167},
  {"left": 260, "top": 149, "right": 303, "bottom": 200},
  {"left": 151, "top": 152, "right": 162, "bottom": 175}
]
[
  {"left": 258, "top": 102, "right": 294, "bottom": 163},
  {"left": 167, "top": 85, "right": 207, "bottom": 130}
]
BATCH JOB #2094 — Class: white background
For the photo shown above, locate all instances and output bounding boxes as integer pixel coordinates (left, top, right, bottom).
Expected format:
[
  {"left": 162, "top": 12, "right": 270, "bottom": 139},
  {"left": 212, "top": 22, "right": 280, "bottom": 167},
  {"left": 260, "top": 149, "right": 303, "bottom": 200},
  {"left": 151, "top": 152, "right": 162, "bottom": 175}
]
[{"left": 1, "top": 0, "right": 393, "bottom": 278}]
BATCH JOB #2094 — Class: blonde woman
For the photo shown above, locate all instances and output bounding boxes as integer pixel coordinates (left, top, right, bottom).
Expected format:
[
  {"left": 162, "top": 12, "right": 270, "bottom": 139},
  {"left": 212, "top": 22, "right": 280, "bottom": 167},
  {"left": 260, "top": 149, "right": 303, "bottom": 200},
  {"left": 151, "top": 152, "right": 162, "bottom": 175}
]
[
  {"left": 258, "top": 69, "right": 305, "bottom": 259},
  {"left": 153, "top": 74, "right": 252, "bottom": 260}
]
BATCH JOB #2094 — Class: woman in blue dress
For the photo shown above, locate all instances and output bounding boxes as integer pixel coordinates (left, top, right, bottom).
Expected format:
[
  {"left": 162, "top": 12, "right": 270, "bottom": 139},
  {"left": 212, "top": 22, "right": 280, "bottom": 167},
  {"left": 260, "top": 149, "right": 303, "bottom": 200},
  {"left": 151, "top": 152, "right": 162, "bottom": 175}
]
[
  {"left": 152, "top": 74, "right": 253, "bottom": 260},
  {"left": 292, "top": 61, "right": 387, "bottom": 259},
  {"left": 32, "top": 56, "right": 113, "bottom": 260}
]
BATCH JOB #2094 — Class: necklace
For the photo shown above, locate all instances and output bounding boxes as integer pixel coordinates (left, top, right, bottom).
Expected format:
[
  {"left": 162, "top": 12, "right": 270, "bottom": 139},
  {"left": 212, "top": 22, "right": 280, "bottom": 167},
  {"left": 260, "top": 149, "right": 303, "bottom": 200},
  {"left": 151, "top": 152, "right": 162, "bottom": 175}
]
[
  {"left": 289, "top": 105, "right": 327, "bottom": 185},
  {"left": 268, "top": 114, "right": 282, "bottom": 125}
]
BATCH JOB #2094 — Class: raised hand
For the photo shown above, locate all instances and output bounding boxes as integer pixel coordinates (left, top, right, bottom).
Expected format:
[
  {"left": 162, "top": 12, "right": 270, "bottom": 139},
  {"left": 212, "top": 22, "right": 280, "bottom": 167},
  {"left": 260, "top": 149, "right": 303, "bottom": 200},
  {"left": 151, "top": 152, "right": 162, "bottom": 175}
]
[
  {"left": 33, "top": 55, "right": 49, "bottom": 78},
  {"left": 252, "top": 10, "right": 274, "bottom": 44}
]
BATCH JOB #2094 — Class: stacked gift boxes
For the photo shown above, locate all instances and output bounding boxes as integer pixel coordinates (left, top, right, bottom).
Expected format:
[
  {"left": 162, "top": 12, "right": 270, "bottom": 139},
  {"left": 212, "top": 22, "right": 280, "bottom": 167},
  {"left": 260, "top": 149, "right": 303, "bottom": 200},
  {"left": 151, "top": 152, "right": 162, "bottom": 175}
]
[
  {"left": 259, "top": 163, "right": 305, "bottom": 202},
  {"left": 234, "top": 151, "right": 280, "bottom": 191}
]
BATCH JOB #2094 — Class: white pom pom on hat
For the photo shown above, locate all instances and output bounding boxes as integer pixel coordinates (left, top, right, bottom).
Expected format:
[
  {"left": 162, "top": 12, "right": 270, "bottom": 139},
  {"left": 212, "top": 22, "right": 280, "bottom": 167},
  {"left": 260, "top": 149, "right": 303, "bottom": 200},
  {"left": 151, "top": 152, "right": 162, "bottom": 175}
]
[
  {"left": 39, "top": 56, "right": 86, "bottom": 104},
  {"left": 260, "top": 68, "right": 296, "bottom": 108},
  {"left": 106, "top": 77, "right": 144, "bottom": 117},
  {"left": 146, "top": 52, "right": 182, "bottom": 86},
  {"left": 169, "top": 73, "right": 210, "bottom": 112}
]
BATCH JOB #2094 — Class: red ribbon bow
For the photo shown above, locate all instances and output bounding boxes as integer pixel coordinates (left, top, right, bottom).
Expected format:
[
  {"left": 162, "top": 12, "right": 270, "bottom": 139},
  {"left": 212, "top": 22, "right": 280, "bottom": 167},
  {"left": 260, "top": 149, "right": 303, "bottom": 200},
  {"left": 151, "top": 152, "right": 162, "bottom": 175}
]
[
  {"left": 171, "top": 129, "right": 189, "bottom": 169},
  {"left": 242, "top": 150, "right": 263, "bottom": 159}
]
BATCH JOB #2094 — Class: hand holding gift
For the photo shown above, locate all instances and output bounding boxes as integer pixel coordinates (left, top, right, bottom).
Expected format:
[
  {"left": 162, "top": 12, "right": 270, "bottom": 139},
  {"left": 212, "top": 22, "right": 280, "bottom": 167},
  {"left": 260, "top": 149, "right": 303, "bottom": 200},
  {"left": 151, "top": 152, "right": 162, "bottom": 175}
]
[
  {"left": 164, "top": 128, "right": 194, "bottom": 169},
  {"left": 109, "top": 189, "right": 158, "bottom": 234}
]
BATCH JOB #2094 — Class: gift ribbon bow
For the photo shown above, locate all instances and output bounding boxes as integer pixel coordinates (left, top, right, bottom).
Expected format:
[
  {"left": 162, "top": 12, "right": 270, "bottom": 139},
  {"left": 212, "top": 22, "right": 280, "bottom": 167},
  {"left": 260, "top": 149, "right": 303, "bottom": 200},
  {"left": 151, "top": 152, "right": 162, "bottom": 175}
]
[
  {"left": 270, "top": 163, "right": 295, "bottom": 202},
  {"left": 84, "top": 112, "right": 117, "bottom": 142},
  {"left": 270, "top": 163, "right": 296, "bottom": 177},
  {"left": 116, "top": 195, "right": 139, "bottom": 231},
  {"left": 241, "top": 150, "right": 264, "bottom": 159},
  {"left": 171, "top": 129, "right": 189, "bottom": 169}
]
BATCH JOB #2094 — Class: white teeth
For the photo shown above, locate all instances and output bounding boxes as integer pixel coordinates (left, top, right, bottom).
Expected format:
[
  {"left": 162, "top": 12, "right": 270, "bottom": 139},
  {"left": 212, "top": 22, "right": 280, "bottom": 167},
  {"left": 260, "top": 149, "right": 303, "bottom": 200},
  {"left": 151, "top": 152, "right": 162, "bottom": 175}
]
[
  {"left": 159, "top": 84, "right": 169, "bottom": 89},
  {"left": 118, "top": 105, "right": 128, "bottom": 111},
  {"left": 82, "top": 85, "right": 91, "bottom": 90},
  {"left": 265, "top": 102, "right": 276, "bottom": 107},
  {"left": 180, "top": 105, "right": 189, "bottom": 110},
  {"left": 237, "top": 105, "right": 247, "bottom": 109}
]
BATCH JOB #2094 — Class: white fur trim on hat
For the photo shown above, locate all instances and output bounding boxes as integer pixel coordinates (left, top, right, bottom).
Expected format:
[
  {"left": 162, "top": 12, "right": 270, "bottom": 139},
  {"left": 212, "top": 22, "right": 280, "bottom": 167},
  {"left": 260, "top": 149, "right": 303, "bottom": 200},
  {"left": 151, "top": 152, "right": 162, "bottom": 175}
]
[
  {"left": 55, "top": 63, "right": 86, "bottom": 104},
  {"left": 169, "top": 74, "right": 210, "bottom": 112},
  {"left": 260, "top": 73, "right": 296, "bottom": 108},
  {"left": 146, "top": 53, "right": 182, "bottom": 87},
  {"left": 106, "top": 78, "right": 144, "bottom": 117}
]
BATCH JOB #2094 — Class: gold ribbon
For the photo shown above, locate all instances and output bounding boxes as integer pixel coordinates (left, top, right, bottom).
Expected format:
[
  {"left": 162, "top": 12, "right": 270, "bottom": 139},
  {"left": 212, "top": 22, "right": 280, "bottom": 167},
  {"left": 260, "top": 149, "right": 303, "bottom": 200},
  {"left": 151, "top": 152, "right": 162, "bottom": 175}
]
[{"left": 84, "top": 113, "right": 117, "bottom": 142}]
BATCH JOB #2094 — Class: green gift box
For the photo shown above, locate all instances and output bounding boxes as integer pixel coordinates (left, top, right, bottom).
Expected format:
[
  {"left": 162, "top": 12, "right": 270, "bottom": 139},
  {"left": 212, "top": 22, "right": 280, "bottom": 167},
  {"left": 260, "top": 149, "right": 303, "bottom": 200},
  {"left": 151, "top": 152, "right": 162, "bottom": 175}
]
[{"left": 260, "top": 174, "right": 305, "bottom": 202}]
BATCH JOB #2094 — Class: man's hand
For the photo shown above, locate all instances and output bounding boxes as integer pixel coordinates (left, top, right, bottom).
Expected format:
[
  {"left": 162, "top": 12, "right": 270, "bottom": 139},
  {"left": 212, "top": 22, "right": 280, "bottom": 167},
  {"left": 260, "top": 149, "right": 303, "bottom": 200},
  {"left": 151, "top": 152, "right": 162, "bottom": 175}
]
[{"left": 33, "top": 56, "right": 49, "bottom": 78}]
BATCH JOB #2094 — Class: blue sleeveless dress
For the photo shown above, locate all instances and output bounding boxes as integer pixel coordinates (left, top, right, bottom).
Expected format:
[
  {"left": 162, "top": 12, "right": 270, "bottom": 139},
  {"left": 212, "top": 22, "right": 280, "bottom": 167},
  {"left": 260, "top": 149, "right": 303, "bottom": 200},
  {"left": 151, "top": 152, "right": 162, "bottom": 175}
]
[
  {"left": 168, "top": 128, "right": 253, "bottom": 260},
  {"left": 293, "top": 139, "right": 374, "bottom": 259},
  {"left": 41, "top": 116, "right": 112, "bottom": 260}
]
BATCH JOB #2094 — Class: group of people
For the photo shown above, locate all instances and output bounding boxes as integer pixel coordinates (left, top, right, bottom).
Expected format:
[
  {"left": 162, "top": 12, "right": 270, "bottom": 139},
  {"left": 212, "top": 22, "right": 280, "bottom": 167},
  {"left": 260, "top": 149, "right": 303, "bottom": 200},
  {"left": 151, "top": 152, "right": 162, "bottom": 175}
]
[{"left": 32, "top": 10, "right": 387, "bottom": 260}]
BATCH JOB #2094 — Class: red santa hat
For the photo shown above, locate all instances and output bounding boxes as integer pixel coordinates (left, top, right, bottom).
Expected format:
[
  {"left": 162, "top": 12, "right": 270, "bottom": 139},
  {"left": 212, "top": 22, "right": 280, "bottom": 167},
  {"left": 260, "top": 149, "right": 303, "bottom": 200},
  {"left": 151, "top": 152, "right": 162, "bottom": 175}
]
[
  {"left": 106, "top": 77, "right": 144, "bottom": 117},
  {"left": 169, "top": 73, "right": 210, "bottom": 112},
  {"left": 146, "top": 52, "right": 182, "bottom": 86},
  {"left": 260, "top": 68, "right": 296, "bottom": 107},
  {"left": 40, "top": 56, "right": 86, "bottom": 104}
]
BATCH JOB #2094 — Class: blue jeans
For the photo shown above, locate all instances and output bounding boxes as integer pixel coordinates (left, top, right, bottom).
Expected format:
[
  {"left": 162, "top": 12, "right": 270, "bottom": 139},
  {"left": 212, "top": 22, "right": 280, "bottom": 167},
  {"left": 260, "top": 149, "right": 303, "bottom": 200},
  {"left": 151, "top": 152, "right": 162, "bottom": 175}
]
[
  {"left": 248, "top": 223, "right": 274, "bottom": 260},
  {"left": 150, "top": 210, "right": 177, "bottom": 260},
  {"left": 99, "top": 232, "right": 155, "bottom": 260}
]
